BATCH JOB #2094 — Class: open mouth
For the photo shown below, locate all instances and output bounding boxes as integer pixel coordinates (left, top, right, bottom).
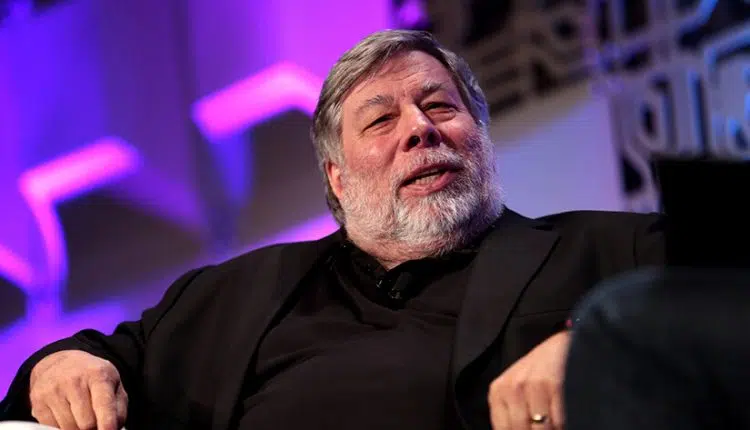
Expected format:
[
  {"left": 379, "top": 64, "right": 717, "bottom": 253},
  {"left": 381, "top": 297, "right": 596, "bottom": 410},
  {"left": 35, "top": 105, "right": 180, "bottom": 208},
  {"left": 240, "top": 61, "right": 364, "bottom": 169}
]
[{"left": 400, "top": 164, "right": 461, "bottom": 195}]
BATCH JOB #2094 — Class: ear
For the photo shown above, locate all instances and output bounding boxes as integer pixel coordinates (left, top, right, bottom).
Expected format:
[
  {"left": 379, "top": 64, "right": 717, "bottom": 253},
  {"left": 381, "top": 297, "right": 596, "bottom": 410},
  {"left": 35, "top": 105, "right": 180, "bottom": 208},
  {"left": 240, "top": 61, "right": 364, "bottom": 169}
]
[{"left": 326, "top": 160, "right": 344, "bottom": 200}]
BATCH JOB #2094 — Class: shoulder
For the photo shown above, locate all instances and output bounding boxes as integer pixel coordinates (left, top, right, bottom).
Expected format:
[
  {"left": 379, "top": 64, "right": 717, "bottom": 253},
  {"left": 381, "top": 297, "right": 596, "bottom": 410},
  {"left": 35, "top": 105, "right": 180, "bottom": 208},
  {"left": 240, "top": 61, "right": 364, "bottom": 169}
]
[
  {"left": 200, "top": 230, "right": 343, "bottom": 279},
  {"left": 531, "top": 209, "right": 666, "bottom": 267},
  {"left": 149, "top": 231, "right": 343, "bottom": 311},
  {"left": 535, "top": 210, "right": 664, "bottom": 235}
]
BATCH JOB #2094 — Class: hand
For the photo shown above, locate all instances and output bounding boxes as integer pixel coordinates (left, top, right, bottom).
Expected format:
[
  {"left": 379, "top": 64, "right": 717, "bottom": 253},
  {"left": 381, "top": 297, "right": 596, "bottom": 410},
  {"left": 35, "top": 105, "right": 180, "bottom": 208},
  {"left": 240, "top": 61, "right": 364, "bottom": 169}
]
[
  {"left": 29, "top": 350, "right": 128, "bottom": 430},
  {"left": 488, "top": 331, "right": 570, "bottom": 430}
]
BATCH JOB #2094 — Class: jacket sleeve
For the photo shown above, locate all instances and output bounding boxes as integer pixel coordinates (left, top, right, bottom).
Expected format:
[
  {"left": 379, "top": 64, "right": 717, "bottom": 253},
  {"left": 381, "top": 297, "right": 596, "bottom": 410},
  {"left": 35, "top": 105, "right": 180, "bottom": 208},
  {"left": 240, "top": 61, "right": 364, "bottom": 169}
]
[{"left": 0, "top": 267, "right": 209, "bottom": 421}]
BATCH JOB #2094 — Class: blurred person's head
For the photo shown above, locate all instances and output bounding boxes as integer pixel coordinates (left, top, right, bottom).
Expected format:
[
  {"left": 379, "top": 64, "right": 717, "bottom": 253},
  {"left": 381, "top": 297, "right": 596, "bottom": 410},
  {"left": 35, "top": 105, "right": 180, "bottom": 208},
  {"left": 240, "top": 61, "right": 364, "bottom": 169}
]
[{"left": 311, "top": 30, "right": 504, "bottom": 266}]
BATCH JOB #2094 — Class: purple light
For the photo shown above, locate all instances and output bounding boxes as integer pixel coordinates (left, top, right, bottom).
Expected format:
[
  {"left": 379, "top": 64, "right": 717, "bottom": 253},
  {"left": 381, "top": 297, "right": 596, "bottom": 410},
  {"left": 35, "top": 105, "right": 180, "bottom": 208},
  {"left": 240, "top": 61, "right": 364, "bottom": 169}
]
[
  {"left": 395, "top": 0, "right": 428, "bottom": 28},
  {"left": 0, "top": 245, "right": 33, "bottom": 289},
  {"left": 0, "top": 138, "right": 139, "bottom": 395},
  {"left": 191, "top": 61, "right": 337, "bottom": 253},
  {"left": 1, "top": 138, "right": 141, "bottom": 322},
  {"left": 247, "top": 213, "right": 339, "bottom": 251},
  {"left": 192, "top": 62, "right": 323, "bottom": 141},
  {"left": 7, "top": 0, "right": 32, "bottom": 22}
]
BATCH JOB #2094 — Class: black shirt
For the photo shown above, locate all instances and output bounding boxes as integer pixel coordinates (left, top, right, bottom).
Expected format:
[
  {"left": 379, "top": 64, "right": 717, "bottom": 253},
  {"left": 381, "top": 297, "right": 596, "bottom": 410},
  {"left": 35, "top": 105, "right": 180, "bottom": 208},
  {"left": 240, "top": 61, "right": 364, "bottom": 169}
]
[{"left": 237, "top": 239, "right": 479, "bottom": 429}]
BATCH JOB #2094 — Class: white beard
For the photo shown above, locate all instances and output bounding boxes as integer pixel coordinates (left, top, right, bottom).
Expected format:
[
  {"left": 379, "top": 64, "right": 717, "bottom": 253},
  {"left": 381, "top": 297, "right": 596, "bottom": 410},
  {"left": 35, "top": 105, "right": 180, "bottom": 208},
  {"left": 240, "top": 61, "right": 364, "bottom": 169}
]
[{"left": 339, "top": 127, "right": 505, "bottom": 257}]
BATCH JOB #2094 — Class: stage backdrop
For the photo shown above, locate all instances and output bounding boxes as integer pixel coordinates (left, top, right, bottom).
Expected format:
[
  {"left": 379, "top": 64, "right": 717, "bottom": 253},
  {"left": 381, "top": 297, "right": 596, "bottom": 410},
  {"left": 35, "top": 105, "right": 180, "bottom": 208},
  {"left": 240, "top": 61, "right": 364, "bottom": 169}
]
[{"left": 402, "top": 0, "right": 749, "bottom": 211}]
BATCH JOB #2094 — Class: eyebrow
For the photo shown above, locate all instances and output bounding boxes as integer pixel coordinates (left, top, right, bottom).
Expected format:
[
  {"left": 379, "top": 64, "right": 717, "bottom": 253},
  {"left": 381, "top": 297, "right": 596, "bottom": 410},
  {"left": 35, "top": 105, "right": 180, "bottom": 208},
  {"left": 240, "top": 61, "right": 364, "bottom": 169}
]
[
  {"left": 354, "top": 80, "right": 450, "bottom": 119},
  {"left": 418, "top": 80, "right": 446, "bottom": 98},
  {"left": 355, "top": 94, "right": 395, "bottom": 118}
]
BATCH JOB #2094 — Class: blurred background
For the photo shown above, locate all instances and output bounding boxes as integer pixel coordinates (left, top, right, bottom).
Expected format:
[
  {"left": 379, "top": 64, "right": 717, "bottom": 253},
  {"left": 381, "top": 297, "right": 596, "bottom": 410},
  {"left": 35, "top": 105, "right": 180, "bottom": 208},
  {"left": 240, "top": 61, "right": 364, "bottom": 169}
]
[{"left": 0, "top": 0, "right": 747, "bottom": 395}]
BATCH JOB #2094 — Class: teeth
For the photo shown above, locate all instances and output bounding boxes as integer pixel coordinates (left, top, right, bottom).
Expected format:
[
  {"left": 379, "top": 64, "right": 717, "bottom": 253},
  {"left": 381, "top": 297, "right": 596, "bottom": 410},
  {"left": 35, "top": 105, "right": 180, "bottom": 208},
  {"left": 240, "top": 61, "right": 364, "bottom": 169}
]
[{"left": 412, "top": 171, "right": 442, "bottom": 185}]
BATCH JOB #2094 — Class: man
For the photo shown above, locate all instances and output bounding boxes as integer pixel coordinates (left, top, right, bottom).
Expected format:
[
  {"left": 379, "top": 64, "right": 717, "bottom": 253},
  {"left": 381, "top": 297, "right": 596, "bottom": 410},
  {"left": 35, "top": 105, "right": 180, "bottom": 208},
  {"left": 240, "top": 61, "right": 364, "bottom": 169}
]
[{"left": 0, "top": 30, "right": 665, "bottom": 429}]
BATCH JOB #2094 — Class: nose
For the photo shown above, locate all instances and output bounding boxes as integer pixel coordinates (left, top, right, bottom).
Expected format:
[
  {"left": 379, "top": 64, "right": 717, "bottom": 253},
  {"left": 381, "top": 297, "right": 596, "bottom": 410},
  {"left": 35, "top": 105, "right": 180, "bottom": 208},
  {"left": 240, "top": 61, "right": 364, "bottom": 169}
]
[{"left": 402, "top": 110, "right": 440, "bottom": 151}]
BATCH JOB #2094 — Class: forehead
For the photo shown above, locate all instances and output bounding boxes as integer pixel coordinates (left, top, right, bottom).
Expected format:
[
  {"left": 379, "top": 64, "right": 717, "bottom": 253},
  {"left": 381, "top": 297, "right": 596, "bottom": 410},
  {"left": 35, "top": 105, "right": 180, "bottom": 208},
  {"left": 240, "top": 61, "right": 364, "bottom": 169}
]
[{"left": 343, "top": 51, "right": 459, "bottom": 106}]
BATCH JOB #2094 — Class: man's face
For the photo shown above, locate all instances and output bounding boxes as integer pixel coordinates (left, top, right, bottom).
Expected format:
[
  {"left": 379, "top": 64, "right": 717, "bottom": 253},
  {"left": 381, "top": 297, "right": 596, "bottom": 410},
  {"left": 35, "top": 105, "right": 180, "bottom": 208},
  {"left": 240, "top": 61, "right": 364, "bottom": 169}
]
[{"left": 327, "top": 50, "right": 500, "bottom": 246}]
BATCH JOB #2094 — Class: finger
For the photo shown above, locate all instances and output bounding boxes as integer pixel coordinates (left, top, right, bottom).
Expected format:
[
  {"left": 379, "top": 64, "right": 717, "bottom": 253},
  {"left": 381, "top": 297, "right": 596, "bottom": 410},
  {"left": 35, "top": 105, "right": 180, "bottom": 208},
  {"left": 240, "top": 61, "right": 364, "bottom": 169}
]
[
  {"left": 31, "top": 404, "right": 60, "bottom": 429},
  {"left": 45, "top": 395, "right": 78, "bottom": 430},
  {"left": 549, "top": 387, "right": 565, "bottom": 430},
  {"left": 115, "top": 382, "right": 129, "bottom": 425},
  {"left": 526, "top": 382, "right": 553, "bottom": 430},
  {"left": 489, "top": 393, "right": 512, "bottom": 430},
  {"left": 90, "top": 380, "right": 119, "bottom": 430},
  {"left": 505, "top": 385, "right": 531, "bottom": 430},
  {"left": 68, "top": 380, "right": 97, "bottom": 430}
]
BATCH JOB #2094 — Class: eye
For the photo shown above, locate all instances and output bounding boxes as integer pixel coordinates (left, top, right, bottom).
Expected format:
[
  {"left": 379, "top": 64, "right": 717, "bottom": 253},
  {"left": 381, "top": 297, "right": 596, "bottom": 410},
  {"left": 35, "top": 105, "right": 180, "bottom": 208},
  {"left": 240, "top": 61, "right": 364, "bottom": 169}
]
[
  {"left": 424, "top": 102, "right": 455, "bottom": 111},
  {"left": 367, "top": 114, "right": 393, "bottom": 128}
]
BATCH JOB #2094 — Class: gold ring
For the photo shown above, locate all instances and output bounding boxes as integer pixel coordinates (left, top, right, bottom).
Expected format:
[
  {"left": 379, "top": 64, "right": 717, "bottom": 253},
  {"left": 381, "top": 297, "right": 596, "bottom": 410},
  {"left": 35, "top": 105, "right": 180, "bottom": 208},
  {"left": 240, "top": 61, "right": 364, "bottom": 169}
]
[{"left": 530, "top": 413, "right": 548, "bottom": 424}]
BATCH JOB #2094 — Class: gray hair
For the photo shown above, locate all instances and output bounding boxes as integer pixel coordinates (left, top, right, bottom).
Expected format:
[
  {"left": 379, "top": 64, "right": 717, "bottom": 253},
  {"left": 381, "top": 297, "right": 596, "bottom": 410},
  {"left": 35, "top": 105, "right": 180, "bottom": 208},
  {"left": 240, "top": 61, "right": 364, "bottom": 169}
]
[{"left": 310, "top": 29, "right": 490, "bottom": 225}]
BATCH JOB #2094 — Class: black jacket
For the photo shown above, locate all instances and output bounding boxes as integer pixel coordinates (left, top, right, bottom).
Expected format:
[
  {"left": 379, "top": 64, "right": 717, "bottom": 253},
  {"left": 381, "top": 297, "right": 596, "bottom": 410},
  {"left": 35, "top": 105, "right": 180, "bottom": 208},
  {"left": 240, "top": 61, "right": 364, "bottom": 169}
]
[{"left": 0, "top": 209, "right": 665, "bottom": 429}]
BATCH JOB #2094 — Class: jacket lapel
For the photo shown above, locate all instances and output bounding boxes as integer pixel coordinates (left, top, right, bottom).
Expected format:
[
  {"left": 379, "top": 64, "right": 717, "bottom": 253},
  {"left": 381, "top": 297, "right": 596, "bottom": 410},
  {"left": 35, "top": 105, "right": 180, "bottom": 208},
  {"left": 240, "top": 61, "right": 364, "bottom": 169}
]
[
  {"left": 211, "top": 230, "right": 343, "bottom": 429},
  {"left": 451, "top": 210, "right": 559, "bottom": 380}
]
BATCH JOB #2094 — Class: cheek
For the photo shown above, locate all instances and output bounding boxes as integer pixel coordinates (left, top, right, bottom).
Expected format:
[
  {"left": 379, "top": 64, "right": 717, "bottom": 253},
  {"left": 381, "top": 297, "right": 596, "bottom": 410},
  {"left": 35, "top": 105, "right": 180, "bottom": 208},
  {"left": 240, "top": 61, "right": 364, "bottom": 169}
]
[
  {"left": 343, "top": 156, "right": 396, "bottom": 193},
  {"left": 345, "top": 140, "right": 394, "bottom": 173},
  {"left": 442, "top": 116, "right": 482, "bottom": 149},
  {"left": 443, "top": 127, "right": 473, "bottom": 150}
]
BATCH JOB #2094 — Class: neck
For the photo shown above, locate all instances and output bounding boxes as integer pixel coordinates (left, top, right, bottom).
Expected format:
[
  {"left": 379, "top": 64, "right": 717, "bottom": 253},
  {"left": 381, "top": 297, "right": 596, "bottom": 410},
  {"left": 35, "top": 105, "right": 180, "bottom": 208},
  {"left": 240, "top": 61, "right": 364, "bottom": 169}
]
[{"left": 345, "top": 233, "right": 449, "bottom": 270}]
